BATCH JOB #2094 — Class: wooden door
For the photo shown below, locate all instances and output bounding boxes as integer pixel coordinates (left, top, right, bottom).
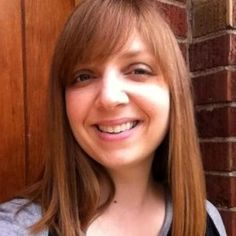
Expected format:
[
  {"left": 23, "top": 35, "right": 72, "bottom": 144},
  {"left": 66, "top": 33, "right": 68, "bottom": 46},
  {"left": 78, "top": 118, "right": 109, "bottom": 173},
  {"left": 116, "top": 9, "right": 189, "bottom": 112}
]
[{"left": 0, "top": 0, "right": 76, "bottom": 202}]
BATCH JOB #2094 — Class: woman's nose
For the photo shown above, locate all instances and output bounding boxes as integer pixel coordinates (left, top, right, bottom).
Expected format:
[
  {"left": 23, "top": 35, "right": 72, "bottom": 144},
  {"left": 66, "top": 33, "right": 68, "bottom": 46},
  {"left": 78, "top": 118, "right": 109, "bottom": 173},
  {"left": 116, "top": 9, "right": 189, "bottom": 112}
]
[{"left": 95, "top": 71, "right": 129, "bottom": 110}]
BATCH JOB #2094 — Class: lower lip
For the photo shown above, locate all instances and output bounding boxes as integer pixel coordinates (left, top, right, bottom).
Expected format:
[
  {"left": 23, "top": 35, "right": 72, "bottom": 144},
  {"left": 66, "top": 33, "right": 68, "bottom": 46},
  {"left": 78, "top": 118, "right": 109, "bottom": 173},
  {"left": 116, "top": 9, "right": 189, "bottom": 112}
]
[{"left": 95, "top": 123, "right": 140, "bottom": 142}]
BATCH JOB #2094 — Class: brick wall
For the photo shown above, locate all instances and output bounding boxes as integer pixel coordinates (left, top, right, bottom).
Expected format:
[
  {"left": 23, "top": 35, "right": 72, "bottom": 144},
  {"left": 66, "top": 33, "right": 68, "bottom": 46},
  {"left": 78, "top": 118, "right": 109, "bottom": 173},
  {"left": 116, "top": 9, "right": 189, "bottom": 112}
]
[
  {"left": 190, "top": 0, "right": 236, "bottom": 235},
  {"left": 157, "top": 0, "right": 236, "bottom": 235}
]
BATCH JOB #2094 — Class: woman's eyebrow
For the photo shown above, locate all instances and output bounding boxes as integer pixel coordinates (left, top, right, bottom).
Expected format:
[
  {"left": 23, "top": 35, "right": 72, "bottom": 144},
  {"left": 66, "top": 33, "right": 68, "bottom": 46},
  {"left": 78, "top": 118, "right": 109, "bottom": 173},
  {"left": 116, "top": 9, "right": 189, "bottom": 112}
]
[
  {"left": 120, "top": 50, "right": 144, "bottom": 59},
  {"left": 119, "top": 50, "right": 156, "bottom": 66}
]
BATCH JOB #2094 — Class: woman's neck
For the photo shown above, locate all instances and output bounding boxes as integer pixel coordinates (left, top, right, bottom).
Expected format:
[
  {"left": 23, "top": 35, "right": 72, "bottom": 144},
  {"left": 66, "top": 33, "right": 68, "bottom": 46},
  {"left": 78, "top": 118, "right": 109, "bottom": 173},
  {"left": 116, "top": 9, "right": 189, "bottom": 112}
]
[
  {"left": 107, "top": 162, "right": 160, "bottom": 209},
  {"left": 86, "top": 163, "right": 166, "bottom": 236}
]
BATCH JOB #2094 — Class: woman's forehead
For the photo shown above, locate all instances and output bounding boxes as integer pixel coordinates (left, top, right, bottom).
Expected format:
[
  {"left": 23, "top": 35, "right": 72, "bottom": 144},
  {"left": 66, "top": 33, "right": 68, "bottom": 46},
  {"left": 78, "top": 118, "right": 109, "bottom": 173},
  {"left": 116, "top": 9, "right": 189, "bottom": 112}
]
[{"left": 121, "top": 32, "right": 150, "bottom": 54}]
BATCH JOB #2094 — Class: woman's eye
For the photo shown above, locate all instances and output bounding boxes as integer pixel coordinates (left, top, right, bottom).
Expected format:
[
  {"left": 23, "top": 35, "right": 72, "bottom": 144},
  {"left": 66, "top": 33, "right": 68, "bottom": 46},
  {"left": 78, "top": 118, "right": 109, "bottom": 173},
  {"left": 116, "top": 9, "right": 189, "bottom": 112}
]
[
  {"left": 125, "top": 64, "right": 153, "bottom": 78},
  {"left": 76, "top": 73, "right": 93, "bottom": 81},
  {"left": 73, "top": 71, "right": 96, "bottom": 83}
]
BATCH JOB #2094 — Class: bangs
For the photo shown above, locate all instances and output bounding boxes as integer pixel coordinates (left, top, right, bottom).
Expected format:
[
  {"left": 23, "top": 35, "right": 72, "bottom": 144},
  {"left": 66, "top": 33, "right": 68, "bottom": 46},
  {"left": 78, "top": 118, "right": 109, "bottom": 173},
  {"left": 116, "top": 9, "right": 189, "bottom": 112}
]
[
  {"left": 74, "top": 1, "right": 139, "bottom": 63},
  {"left": 61, "top": 0, "right": 140, "bottom": 85},
  {"left": 57, "top": 0, "right": 178, "bottom": 86}
]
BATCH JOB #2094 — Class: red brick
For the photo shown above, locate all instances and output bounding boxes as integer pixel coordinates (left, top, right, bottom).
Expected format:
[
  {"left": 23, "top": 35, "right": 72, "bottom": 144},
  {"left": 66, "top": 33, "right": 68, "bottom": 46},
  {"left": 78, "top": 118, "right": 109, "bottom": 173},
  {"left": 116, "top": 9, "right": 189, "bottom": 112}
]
[
  {"left": 156, "top": 2, "right": 187, "bottom": 37},
  {"left": 220, "top": 210, "right": 236, "bottom": 236},
  {"left": 206, "top": 175, "right": 236, "bottom": 208},
  {"left": 229, "top": 34, "right": 236, "bottom": 63},
  {"left": 201, "top": 142, "right": 236, "bottom": 171},
  {"left": 189, "top": 34, "right": 236, "bottom": 71},
  {"left": 232, "top": 72, "right": 236, "bottom": 100},
  {"left": 196, "top": 107, "right": 236, "bottom": 137},
  {"left": 193, "top": 70, "right": 236, "bottom": 104},
  {"left": 233, "top": 143, "right": 236, "bottom": 168},
  {"left": 192, "top": 0, "right": 227, "bottom": 37}
]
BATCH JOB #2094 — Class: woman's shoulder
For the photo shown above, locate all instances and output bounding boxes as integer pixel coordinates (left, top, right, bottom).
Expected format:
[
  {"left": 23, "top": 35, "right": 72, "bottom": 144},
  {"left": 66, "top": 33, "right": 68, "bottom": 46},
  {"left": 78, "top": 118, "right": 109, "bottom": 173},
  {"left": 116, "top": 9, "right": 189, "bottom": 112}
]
[
  {"left": 0, "top": 198, "right": 47, "bottom": 236},
  {"left": 206, "top": 200, "right": 227, "bottom": 236}
]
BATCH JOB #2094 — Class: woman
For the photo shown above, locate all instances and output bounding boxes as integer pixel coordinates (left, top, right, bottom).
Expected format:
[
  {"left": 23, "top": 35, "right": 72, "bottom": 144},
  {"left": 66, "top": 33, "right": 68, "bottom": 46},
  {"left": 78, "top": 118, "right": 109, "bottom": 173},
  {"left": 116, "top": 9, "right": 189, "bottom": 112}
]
[{"left": 0, "top": 0, "right": 226, "bottom": 235}]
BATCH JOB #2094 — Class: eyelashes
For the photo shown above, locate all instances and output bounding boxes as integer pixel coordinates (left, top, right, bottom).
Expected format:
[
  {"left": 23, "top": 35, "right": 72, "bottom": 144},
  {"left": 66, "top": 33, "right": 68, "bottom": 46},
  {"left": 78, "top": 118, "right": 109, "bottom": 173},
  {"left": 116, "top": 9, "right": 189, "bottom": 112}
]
[
  {"left": 75, "top": 72, "right": 96, "bottom": 82},
  {"left": 72, "top": 69, "right": 97, "bottom": 85},
  {"left": 125, "top": 63, "right": 154, "bottom": 77}
]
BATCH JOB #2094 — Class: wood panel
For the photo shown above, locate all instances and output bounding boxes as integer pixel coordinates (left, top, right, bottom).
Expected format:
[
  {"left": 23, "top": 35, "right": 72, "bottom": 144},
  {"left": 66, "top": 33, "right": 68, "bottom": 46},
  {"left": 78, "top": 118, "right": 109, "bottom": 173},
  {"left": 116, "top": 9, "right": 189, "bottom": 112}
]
[
  {"left": 0, "top": 0, "right": 25, "bottom": 201},
  {"left": 24, "top": 0, "right": 75, "bottom": 183}
]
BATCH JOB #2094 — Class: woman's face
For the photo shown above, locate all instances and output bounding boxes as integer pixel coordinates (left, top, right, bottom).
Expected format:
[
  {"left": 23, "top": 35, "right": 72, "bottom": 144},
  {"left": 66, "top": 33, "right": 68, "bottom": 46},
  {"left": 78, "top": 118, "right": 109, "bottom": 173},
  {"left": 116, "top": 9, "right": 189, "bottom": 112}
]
[{"left": 65, "top": 33, "right": 170, "bottom": 172}]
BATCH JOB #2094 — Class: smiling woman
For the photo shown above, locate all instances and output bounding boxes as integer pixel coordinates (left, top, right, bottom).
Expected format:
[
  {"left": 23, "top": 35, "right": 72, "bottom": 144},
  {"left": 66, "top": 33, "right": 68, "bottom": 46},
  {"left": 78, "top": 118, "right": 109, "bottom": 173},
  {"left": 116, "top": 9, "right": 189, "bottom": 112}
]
[
  {"left": 0, "top": 0, "right": 226, "bottom": 236},
  {"left": 66, "top": 33, "right": 170, "bottom": 172}
]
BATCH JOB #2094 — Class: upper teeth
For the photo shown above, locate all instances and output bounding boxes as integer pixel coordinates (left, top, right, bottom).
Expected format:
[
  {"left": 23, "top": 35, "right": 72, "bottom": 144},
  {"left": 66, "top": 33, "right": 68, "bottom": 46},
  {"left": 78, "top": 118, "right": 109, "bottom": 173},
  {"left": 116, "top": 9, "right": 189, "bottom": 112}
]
[{"left": 98, "top": 121, "right": 137, "bottom": 134}]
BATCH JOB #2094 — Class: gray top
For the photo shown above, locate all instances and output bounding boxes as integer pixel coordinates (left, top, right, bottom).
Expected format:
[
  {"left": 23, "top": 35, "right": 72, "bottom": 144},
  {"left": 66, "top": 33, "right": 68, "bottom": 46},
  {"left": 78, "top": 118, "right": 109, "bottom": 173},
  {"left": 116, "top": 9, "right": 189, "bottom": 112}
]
[
  {"left": 0, "top": 198, "right": 227, "bottom": 236},
  {"left": 0, "top": 199, "right": 47, "bottom": 236}
]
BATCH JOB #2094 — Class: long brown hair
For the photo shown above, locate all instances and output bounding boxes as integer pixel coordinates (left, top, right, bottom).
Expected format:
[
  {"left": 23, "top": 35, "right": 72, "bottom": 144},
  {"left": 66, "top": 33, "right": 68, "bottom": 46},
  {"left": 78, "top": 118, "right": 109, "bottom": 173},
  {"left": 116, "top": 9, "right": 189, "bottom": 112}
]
[{"left": 24, "top": 0, "right": 206, "bottom": 235}]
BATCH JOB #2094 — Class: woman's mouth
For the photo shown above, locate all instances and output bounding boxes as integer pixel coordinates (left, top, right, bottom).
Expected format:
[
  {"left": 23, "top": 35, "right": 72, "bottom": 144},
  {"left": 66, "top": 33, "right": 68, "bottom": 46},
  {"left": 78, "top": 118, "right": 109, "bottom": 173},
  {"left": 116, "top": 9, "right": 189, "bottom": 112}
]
[{"left": 96, "top": 121, "right": 139, "bottom": 134}]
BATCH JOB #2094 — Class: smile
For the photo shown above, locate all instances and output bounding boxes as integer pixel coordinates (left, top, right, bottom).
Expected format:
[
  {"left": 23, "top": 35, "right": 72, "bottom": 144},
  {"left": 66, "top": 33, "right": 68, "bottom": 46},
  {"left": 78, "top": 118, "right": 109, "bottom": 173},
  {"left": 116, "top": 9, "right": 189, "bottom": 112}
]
[{"left": 97, "top": 121, "right": 138, "bottom": 134}]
